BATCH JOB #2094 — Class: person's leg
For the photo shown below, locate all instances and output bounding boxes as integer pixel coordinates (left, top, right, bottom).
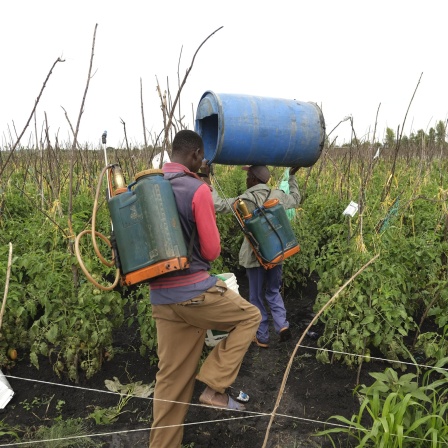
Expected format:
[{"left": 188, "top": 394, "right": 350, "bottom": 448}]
[
  {"left": 246, "top": 267, "right": 270, "bottom": 344},
  {"left": 175, "top": 281, "right": 260, "bottom": 395},
  {"left": 265, "top": 264, "right": 289, "bottom": 334},
  {"left": 149, "top": 303, "right": 205, "bottom": 448}
]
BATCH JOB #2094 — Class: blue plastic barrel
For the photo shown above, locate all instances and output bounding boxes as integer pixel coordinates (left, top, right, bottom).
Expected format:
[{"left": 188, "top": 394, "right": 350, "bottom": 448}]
[{"left": 195, "top": 91, "right": 325, "bottom": 167}]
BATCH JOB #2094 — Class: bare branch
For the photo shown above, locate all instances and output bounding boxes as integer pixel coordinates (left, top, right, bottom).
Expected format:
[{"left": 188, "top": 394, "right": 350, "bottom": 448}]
[
  {"left": 0, "top": 243, "right": 13, "bottom": 331},
  {"left": 68, "top": 23, "right": 98, "bottom": 293},
  {"left": 0, "top": 57, "right": 65, "bottom": 177},
  {"left": 382, "top": 72, "right": 423, "bottom": 200},
  {"left": 165, "top": 26, "right": 223, "bottom": 133},
  {"left": 140, "top": 77, "right": 148, "bottom": 150},
  {"left": 71, "top": 23, "right": 98, "bottom": 148},
  {"left": 156, "top": 27, "right": 223, "bottom": 169}
]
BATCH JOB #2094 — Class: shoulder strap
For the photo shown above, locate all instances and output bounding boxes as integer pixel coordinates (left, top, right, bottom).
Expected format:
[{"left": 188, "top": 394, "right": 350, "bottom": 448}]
[
  {"left": 250, "top": 188, "right": 272, "bottom": 208},
  {"left": 265, "top": 189, "right": 272, "bottom": 202}
]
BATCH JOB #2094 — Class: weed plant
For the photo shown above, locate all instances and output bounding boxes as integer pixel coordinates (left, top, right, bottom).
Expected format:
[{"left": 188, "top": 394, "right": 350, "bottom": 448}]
[
  {"left": 317, "top": 358, "right": 448, "bottom": 447},
  {"left": 28, "top": 418, "right": 102, "bottom": 447}
]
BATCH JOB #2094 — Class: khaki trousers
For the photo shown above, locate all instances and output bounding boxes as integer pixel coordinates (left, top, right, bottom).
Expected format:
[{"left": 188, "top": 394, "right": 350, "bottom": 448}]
[{"left": 149, "top": 280, "right": 261, "bottom": 448}]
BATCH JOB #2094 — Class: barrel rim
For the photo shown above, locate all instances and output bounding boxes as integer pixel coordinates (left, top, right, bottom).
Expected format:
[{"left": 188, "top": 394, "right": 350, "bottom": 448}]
[{"left": 195, "top": 90, "right": 222, "bottom": 164}]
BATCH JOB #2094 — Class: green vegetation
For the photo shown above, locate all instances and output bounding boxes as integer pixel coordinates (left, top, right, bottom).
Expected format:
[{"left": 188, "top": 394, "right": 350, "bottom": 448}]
[
  {"left": 212, "top": 130, "right": 448, "bottom": 372},
  {"left": 0, "top": 147, "right": 157, "bottom": 381},
  {"left": 0, "top": 121, "right": 447, "bottom": 445},
  {"left": 88, "top": 376, "right": 154, "bottom": 425},
  {"left": 0, "top": 420, "right": 19, "bottom": 441},
  {"left": 317, "top": 359, "right": 448, "bottom": 447},
  {"left": 1, "top": 127, "right": 446, "bottom": 377},
  {"left": 30, "top": 418, "right": 102, "bottom": 447}
]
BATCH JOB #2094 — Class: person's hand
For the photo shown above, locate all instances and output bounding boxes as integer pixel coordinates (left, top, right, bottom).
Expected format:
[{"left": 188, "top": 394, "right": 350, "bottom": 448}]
[
  {"left": 290, "top": 166, "right": 300, "bottom": 175},
  {"left": 199, "top": 159, "right": 212, "bottom": 184},
  {"left": 200, "top": 160, "right": 213, "bottom": 177}
]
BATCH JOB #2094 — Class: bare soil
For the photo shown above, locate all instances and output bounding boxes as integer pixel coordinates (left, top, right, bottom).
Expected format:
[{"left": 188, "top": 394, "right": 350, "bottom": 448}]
[{"left": 2, "top": 272, "right": 382, "bottom": 447}]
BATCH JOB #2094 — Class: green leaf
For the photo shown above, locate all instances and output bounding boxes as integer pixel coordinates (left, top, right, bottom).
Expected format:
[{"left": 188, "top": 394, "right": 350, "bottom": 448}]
[
  {"left": 91, "top": 330, "right": 99, "bottom": 345},
  {"left": 361, "top": 314, "right": 375, "bottom": 325},
  {"left": 46, "top": 324, "right": 59, "bottom": 343},
  {"left": 30, "top": 351, "right": 39, "bottom": 369}
]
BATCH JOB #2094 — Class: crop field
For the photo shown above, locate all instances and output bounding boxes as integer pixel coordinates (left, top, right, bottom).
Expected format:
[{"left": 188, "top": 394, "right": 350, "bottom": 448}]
[{"left": 0, "top": 125, "right": 447, "bottom": 446}]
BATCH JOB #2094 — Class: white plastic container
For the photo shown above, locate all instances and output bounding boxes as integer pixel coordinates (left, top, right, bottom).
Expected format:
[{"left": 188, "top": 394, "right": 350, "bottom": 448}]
[
  {"left": 0, "top": 370, "right": 14, "bottom": 409},
  {"left": 205, "top": 273, "right": 239, "bottom": 347},
  {"left": 216, "top": 272, "right": 239, "bottom": 294}
]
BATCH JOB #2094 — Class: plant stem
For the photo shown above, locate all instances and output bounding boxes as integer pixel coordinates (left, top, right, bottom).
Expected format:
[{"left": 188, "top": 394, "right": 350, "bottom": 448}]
[{"left": 262, "top": 253, "right": 380, "bottom": 448}]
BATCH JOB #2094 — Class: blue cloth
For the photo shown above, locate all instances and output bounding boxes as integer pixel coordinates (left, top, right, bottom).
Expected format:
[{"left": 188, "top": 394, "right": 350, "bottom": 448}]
[{"left": 246, "top": 265, "right": 289, "bottom": 344}]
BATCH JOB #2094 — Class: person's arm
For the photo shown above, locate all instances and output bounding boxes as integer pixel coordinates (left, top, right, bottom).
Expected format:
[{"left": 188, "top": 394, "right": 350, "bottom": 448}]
[
  {"left": 211, "top": 187, "right": 239, "bottom": 214},
  {"left": 192, "top": 183, "right": 221, "bottom": 261}
]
